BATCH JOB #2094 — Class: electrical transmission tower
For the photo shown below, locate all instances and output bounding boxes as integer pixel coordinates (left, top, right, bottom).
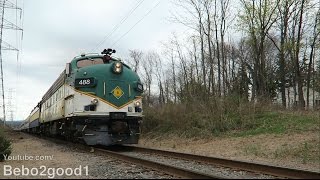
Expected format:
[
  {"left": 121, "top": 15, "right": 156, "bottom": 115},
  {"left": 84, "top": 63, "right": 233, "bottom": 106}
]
[
  {"left": 0, "top": 0, "right": 22, "bottom": 125},
  {"left": 6, "top": 88, "right": 13, "bottom": 123}
]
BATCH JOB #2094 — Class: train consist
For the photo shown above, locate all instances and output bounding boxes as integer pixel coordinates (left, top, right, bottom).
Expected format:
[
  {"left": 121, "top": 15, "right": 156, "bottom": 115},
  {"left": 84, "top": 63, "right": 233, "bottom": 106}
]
[{"left": 19, "top": 49, "right": 143, "bottom": 146}]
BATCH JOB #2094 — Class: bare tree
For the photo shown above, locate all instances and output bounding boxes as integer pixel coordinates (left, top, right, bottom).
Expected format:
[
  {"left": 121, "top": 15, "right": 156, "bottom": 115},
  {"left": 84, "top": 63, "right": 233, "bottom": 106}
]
[
  {"left": 141, "top": 52, "right": 155, "bottom": 105},
  {"left": 154, "top": 52, "right": 166, "bottom": 105},
  {"left": 239, "top": 0, "right": 279, "bottom": 101},
  {"left": 306, "top": 8, "right": 320, "bottom": 109},
  {"left": 171, "top": 0, "right": 207, "bottom": 95},
  {"left": 294, "top": 0, "right": 306, "bottom": 109},
  {"left": 266, "top": 0, "right": 296, "bottom": 108},
  {"left": 129, "top": 49, "right": 143, "bottom": 73}
]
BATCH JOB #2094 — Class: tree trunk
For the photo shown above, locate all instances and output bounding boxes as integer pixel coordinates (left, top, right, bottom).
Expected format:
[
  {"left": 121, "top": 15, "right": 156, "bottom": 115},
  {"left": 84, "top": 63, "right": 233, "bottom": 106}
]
[
  {"left": 306, "top": 9, "right": 319, "bottom": 109},
  {"left": 295, "top": 0, "right": 305, "bottom": 109}
]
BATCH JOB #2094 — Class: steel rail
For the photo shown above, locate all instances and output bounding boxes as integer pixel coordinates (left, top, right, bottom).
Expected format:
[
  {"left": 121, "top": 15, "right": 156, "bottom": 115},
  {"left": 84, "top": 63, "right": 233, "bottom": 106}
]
[
  {"left": 25, "top": 134, "right": 320, "bottom": 179},
  {"left": 31, "top": 135, "right": 224, "bottom": 179},
  {"left": 118, "top": 145, "right": 320, "bottom": 179},
  {"left": 93, "top": 148, "right": 225, "bottom": 179}
]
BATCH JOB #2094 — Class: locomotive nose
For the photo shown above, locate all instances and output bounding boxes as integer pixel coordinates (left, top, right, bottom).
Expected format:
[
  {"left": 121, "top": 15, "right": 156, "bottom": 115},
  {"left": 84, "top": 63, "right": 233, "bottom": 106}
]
[
  {"left": 75, "top": 63, "right": 125, "bottom": 92},
  {"left": 74, "top": 61, "right": 143, "bottom": 110}
]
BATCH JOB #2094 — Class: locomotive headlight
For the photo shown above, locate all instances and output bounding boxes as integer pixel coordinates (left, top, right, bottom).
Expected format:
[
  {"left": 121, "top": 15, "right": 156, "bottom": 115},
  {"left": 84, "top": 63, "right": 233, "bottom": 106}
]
[
  {"left": 134, "top": 101, "right": 141, "bottom": 107},
  {"left": 113, "top": 62, "right": 122, "bottom": 73},
  {"left": 91, "top": 98, "right": 99, "bottom": 105},
  {"left": 115, "top": 62, "right": 121, "bottom": 68},
  {"left": 134, "top": 101, "right": 142, "bottom": 113},
  {"left": 115, "top": 67, "right": 121, "bottom": 73}
]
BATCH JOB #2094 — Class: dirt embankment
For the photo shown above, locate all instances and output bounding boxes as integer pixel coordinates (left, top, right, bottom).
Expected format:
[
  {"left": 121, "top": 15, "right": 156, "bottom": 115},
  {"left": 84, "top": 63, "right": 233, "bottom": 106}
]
[{"left": 140, "top": 131, "right": 320, "bottom": 172}]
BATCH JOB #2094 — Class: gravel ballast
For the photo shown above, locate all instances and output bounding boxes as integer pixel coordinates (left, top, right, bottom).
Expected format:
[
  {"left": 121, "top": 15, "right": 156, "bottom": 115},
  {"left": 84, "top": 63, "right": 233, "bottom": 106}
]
[{"left": 0, "top": 132, "right": 175, "bottom": 179}]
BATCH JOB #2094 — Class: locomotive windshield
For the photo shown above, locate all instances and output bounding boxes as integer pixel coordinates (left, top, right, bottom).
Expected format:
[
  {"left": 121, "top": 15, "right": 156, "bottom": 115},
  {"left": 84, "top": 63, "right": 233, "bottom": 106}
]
[{"left": 77, "top": 58, "right": 105, "bottom": 68}]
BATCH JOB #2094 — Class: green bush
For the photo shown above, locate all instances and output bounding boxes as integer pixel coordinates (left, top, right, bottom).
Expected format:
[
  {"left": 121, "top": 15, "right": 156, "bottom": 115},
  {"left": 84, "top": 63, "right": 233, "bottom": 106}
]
[
  {"left": 142, "top": 97, "right": 260, "bottom": 137},
  {"left": 0, "top": 134, "right": 11, "bottom": 161}
]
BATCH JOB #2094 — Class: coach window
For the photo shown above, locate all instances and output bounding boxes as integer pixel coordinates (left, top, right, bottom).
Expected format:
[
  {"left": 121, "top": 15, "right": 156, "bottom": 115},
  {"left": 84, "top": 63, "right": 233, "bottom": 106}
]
[{"left": 77, "top": 58, "right": 104, "bottom": 68}]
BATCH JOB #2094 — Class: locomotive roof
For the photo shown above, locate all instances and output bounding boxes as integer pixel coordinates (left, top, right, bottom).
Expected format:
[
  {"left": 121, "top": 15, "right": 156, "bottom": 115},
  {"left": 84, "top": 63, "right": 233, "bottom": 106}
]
[
  {"left": 41, "top": 53, "right": 132, "bottom": 103},
  {"left": 71, "top": 54, "right": 131, "bottom": 69}
]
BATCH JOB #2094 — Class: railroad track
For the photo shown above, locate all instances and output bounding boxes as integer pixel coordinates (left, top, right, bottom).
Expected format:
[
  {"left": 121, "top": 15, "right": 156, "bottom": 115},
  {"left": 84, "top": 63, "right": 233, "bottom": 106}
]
[
  {"left": 28, "top": 134, "right": 320, "bottom": 179},
  {"left": 93, "top": 147, "right": 223, "bottom": 179},
  {"left": 101, "top": 145, "right": 320, "bottom": 179},
  {"left": 32, "top": 135, "right": 219, "bottom": 178}
]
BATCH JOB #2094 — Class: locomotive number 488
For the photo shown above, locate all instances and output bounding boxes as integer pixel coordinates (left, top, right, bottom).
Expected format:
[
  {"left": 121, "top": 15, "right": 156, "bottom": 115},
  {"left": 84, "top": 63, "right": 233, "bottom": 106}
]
[
  {"left": 79, "top": 79, "right": 91, "bottom": 85},
  {"left": 75, "top": 78, "right": 95, "bottom": 87}
]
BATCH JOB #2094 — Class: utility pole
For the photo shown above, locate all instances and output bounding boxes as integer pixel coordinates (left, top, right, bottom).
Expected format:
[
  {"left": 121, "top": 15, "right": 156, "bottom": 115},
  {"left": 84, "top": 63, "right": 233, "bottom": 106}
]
[{"left": 0, "top": 0, "right": 22, "bottom": 126}]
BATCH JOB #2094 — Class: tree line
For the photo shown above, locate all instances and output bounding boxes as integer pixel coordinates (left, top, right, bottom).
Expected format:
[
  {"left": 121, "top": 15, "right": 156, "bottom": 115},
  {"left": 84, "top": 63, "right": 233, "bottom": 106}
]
[{"left": 127, "top": 0, "right": 320, "bottom": 110}]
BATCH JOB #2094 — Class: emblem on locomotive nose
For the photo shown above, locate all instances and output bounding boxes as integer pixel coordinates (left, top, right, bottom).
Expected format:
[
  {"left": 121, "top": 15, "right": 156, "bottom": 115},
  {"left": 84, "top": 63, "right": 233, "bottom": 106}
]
[{"left": 112, "top": 86, "right": 124, "bottom": 99}]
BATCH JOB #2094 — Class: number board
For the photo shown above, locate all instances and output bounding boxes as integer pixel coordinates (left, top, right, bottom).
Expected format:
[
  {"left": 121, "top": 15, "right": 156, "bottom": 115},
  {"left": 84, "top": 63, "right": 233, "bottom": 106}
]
[
  {"left": 136, "top": 83, "right": 143, "bottom": 92},
  {"left": 75, "top": 78, "right": 96, "bottom": 87}
]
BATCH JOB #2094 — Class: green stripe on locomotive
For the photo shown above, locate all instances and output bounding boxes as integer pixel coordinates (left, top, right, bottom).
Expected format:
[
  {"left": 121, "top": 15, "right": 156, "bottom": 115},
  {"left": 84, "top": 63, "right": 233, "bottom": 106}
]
[{"left": 70, "top": 55, "right": 142, "bottom": 108}]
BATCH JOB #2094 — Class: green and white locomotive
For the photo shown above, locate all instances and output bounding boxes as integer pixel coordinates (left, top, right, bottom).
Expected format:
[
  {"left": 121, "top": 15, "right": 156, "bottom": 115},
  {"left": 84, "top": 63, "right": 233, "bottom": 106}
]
[{"left": 20, "top": 49, "right": 143, "bottom": 146}]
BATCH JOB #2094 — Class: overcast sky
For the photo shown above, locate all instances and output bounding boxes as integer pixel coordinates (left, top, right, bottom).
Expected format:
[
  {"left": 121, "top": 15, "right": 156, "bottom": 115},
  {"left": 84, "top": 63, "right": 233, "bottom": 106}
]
[{"left": 1, "top": 0, "right": 188, "bottom": 120}]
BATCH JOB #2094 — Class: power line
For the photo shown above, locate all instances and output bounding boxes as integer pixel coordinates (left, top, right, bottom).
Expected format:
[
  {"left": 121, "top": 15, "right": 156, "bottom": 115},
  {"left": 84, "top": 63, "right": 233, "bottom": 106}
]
[
  {"left": 15, "top": 0, "right": 22, "bottom": 123},
  {"left": 93, "top": 0, "right": 146, "bottom": 52},
  {"left": 6, "top": 88, "right": 14, "bottom": 122},
  {"left": 0, "top": 0, "right": 7, "bottom": 125},
  {"left": 0, "top": 0, "right": 21, "bottom": 10},
  {"left": 110, "top": 1, "right": 161, "bottom": 48},
  {"left": 0, "top": 0, "right": 22, "bottom": 125}
]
